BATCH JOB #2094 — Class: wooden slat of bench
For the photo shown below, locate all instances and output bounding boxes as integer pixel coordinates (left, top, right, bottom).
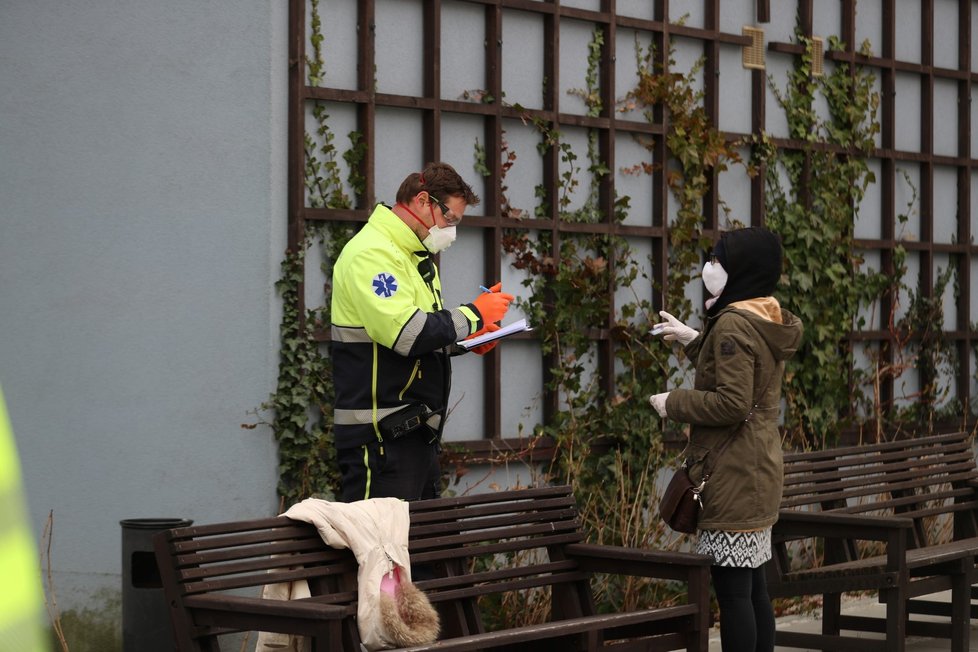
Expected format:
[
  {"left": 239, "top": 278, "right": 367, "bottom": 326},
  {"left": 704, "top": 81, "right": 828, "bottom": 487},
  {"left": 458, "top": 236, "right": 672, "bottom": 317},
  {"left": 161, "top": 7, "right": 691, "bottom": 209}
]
[
  {"left": 784, "top": 443, "right": 973, "bottom": 478},
  {"left": 408, "top": 491, "right": 586, "bottom": 561},
  {"left": 179, "top": 593, "right": 349, "bottom": 641},
  {"left": 781, "top": 480, "right": 976, "bottom": 513},
  {"left": 177, "top": 548, "right": 352, "bottom": 582},
  {"left": 782, "top": 481, "right": 978, "bottom": 513},
  {"left": 392, "top": 604, "right": 700, "bottom": 652},
  {"left": 782, "top": 465, "right": 978, "bottom": 505},
  {"left": 411, "top": 513, "right": 581, "bottom": 539},
  {"left": 411, "top": 518, "right": 582, "bottom": 549},
  {"left": 411, "top": 532, "right": 584, "bottom": 565},
  {"left": 169, "top": 516, "right": 306, "bottom": 552},
  {"left": 167, "top": 516, "right": 297, "bottom": 538},
  {"left": 423, "top": 569, "right": 592, "bottom": 604},
  {"left": 781, "top": 538, "right": 978, "bottom": 581},
  {"left": 834, "top": 491, "right": 978, "bottom": 519},
  {"left": 416, "top": 560, "right": 581, "bottom": 593},
  {"left": 782, "top": 456, "right": 976, "bottom": 495},
  {"left": 182, "top": 561, "right": 354, "bottom": 596},
  {"left": 409, "top": 494, "right": 577, "bottom": 522},
  {"left": 905, "top": 539, "right": 978, "bottom": 568},
  {"left": 409, "top": 507, "right": 581, "bottom": 540},
  {"left": 784, "top": 457, "right": 977, "bottom": 490},
  {"left": 781, "top": 432, "right": 972, "bottom": 464},
  {"left": 782, "top": 437, "right": 972, "bottom": 472},
  {"left": 182, "top": 593, "right": 350, "bottom": 619},
  {"left": 564, "top": 543, "right": 714, "bottom": 581},
  {"left": 781, "top": 435, "right": 975, "bottom": 500},
  {"left": 410, "top": 507, "right": 580, "bottom": 542},
  {"left": 783, "top": 444, "right": 972, "bottom": 480},
  {"left": 181, "top": 566, "right": 346, "bottom": 595},
  {"left": 407, "top": 485, "right": 575, "bottom": 513},
  {"left": 173, "top": 536, "right": 339, "bottom": 569}
]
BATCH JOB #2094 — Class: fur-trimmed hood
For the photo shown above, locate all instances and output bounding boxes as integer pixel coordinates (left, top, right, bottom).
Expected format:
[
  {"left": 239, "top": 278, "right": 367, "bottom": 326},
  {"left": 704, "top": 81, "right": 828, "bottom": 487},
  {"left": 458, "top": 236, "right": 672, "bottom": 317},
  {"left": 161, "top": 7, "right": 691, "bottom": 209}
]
[{"left": 283, "top": 498, "right": 439, "bottom": 650}]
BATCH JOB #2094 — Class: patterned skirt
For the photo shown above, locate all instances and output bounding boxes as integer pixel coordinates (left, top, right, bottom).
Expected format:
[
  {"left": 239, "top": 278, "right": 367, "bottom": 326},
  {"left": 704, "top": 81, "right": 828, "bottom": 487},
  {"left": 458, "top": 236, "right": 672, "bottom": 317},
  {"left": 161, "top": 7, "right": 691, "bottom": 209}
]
[{"left": 695, "top": 527, "right": 772, "bottom": 568}]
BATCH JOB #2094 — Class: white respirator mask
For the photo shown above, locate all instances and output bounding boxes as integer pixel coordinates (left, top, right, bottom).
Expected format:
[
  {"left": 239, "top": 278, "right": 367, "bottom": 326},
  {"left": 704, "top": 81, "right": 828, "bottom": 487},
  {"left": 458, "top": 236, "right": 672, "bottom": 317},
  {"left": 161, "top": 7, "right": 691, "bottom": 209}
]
[
  {"left": 422, "top": 225, "right": 457, "bottom": 253},
  {"left": 702, "top": 261, "right": 728, "bottom": 308}
]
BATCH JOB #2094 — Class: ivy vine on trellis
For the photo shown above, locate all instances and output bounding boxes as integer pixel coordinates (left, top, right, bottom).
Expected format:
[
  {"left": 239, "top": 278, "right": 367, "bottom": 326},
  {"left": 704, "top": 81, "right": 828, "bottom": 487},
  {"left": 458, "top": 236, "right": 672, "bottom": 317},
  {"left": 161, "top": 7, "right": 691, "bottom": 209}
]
[
  {"left": 756, "top": 32, "right": 885, "bottom": 448},
  {"left": 260, "top": 5, "right": 970, "bottom": 536},
  {"left": 472, "top": 28, "right": 752, "bottom": 617},
  {"left": 756, "top": 28, "right": 962, "bottom": 448}
]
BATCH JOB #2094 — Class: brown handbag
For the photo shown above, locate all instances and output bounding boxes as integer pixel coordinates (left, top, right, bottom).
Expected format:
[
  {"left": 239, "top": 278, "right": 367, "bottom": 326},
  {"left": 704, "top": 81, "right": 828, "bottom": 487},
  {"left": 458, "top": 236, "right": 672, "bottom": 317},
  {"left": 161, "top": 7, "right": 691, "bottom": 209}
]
[
  {"left": 659, "top": 377, "right": 773, "bottom": 534},
  {"left": 659, "top": 461, "right": 704, "bottom": 533}
]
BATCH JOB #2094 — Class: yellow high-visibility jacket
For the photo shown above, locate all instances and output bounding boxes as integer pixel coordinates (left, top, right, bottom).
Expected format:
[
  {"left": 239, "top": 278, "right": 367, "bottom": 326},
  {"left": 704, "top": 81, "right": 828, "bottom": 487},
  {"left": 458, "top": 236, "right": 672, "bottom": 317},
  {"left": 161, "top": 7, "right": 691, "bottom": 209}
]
[
  {"left": 330, "top": 204, "right": 482, "bottom": 450},
  {"left": 0, "top": 387, "right": 50, "bottom": 652}
]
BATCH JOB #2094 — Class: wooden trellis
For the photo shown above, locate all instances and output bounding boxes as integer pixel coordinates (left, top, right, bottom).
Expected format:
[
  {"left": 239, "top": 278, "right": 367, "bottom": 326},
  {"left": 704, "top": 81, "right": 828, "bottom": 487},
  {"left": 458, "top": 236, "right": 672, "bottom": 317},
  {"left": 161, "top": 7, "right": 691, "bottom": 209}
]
[{"left": 288, "top": 0, "right": 977, "bottom": 449}]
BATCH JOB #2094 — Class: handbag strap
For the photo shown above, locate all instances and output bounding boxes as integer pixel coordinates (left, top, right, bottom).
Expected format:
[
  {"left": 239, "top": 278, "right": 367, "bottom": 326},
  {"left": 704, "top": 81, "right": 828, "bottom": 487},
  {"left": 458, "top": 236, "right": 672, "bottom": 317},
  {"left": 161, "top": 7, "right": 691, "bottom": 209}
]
[{"left": 698, "top": 373, "right": 777, "bottom": 483}]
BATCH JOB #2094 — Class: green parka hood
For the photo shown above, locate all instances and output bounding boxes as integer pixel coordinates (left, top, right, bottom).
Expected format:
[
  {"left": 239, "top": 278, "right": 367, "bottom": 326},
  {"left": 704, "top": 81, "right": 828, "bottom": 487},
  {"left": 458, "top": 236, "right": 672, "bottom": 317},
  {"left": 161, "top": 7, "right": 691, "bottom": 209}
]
[{"left": 717, "top": 297, "right": 803, "bottom": 362}]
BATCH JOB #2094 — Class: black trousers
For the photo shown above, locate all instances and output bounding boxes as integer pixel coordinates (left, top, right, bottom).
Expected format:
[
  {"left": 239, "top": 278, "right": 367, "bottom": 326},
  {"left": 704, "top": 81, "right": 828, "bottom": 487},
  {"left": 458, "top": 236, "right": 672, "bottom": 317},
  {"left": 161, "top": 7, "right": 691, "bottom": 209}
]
[
  {"left": 337, "top": 434, "right": 441, "bottom": 502},
  {"left": 711, "top": 563, "right": 776, "bottom": 652}
]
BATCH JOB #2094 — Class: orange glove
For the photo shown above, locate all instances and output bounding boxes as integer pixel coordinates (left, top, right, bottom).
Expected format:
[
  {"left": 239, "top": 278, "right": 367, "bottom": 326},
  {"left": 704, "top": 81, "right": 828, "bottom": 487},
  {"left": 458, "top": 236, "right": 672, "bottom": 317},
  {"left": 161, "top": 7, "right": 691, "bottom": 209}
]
[
  {"left": 471, "top": 284, "right": 514, "bottom": 327},
  {"left": 467, "top": 322, "right": 500, "bottom": 355}
]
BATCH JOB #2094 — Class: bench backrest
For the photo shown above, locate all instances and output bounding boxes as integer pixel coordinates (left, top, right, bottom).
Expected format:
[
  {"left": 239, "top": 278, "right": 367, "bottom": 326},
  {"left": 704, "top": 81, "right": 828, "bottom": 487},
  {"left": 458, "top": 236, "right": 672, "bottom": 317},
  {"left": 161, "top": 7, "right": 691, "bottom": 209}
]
[
  {"left": 407, "top": 485, "right": 589, "bottom": 635},
  {"left": 780, "top": 431, "right": 978, "bottom": 548},
  {"left": 155, "top": 515, "right": 356, "bottom": 597},
  {"left": 155, "top": 485, "right": 590, "bottom": 645}
]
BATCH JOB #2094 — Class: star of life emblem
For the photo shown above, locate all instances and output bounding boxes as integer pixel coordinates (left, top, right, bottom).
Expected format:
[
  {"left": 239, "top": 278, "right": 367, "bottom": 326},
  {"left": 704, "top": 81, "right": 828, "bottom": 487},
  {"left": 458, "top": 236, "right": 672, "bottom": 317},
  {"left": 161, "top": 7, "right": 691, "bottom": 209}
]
[{"left": 372, "top": 272, "right": 398, "bottom": 298}]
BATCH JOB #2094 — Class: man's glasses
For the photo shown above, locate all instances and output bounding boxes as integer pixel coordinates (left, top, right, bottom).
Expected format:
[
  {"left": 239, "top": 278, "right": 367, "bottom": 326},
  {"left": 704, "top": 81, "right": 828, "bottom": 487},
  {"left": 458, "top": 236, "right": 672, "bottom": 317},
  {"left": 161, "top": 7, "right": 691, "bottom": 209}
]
[{"left": 429, "top": 195, "right": 462, "bottom": 226}]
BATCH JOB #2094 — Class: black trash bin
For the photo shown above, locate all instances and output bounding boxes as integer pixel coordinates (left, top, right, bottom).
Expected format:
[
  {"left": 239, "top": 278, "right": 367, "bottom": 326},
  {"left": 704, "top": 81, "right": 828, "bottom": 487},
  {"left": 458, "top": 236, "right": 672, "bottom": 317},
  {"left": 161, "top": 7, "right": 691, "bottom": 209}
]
[{"left": 120, "top": 518, "right": 192, "bottom": 652}]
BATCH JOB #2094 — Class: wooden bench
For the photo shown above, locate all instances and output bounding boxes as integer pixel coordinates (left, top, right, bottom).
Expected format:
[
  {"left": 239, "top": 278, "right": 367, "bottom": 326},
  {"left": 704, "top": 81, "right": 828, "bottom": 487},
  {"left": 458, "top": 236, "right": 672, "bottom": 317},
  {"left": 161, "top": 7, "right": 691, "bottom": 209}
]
[
  {"left": 768, "top": 430, "right": 978, "bottom": 652},
  {"left": 154, "top": 485, "right": 712, "bottom": 651}
]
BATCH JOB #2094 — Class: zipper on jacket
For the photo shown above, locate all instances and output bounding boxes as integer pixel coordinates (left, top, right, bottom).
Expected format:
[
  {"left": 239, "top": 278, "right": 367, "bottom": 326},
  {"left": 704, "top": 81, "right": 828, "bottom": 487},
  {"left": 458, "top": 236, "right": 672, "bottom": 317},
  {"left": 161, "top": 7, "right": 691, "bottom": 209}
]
[{"left": 398, "top": 360, "right": 421, "bottom": 400}]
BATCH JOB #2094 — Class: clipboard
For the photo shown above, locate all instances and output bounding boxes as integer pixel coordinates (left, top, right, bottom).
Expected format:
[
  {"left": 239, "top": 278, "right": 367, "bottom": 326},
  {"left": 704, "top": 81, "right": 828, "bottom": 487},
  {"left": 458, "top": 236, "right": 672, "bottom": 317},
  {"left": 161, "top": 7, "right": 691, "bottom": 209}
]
[{"left": 458, "top": 318, "right": 532, "bottom": 350}]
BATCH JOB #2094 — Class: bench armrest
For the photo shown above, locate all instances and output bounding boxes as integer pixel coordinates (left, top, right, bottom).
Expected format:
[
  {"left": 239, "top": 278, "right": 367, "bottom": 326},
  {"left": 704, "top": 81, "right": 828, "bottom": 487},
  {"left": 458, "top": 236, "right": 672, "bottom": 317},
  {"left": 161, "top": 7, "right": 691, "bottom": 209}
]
[
  {"left": 776, "top": 509, "right": 912, "bottom": 540},
  {"left": 563, "top": 543, "right": 711, "bottom": 581},
  {"left": 183, "top": 594, "right": 346, "bottom": 620},
  {"left": 775, "top": 509, "right": 912, "bottom": 573},
  {"left": 179, "top": 594, "right": 346, "bottom": 643},
  {"left": 563, "top": 543, "right": 712, "bottom": 618}
]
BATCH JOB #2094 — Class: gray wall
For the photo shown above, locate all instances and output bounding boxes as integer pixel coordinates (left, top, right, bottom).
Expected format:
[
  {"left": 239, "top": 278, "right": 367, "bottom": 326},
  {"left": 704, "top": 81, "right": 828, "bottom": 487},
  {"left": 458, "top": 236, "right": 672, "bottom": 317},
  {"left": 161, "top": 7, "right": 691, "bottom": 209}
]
[
  {"left": 0, "top": 0, "right": 287, "bottom": 623},
  {"left": 2, "top": 0, "right": 976, "bottom": 643}
]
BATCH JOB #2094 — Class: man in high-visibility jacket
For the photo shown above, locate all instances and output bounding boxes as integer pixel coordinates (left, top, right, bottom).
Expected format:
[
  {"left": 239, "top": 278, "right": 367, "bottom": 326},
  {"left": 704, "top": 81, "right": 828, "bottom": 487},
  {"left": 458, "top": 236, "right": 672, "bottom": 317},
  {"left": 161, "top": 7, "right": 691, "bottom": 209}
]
[
  {"left": 0, "top": 387, "right": 50, "bottom": 652},
  {"left": 330, "top": 162, "right": 514, "bottom": 502}
]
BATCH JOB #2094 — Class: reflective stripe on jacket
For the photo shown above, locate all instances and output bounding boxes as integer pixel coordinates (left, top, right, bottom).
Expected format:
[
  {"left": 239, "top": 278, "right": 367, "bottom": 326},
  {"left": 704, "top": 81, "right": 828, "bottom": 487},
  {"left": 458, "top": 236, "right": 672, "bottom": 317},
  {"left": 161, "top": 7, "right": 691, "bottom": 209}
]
[{"left": 330, "top": 204, "right": 480, "bottom": 449}]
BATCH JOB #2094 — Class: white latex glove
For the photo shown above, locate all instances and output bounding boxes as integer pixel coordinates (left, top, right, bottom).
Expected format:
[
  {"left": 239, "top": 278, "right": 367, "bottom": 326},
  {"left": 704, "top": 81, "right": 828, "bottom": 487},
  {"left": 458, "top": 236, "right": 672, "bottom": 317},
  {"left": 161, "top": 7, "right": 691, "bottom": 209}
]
[
  {"left": 651, "top": 310, "right": 699, "bottom": 346},
  {"left": 648, "top": 392, "right": 669, "bottom": 418}
]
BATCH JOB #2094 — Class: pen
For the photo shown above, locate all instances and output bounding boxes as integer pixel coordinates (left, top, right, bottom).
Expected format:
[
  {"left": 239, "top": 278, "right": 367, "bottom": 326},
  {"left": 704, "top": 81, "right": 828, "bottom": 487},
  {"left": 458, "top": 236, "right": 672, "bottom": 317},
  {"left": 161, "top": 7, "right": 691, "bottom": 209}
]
[{"left": 479, "top": 285, "right": 492, "bottom": 293}]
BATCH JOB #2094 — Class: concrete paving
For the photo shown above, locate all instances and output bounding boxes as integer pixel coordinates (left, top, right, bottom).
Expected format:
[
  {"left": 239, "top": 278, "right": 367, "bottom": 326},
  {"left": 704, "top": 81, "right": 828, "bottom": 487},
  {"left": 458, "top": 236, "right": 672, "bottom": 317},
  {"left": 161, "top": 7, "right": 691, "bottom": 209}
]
[{"left": 707, "top": 591, "right": 978, "bottom": 651}]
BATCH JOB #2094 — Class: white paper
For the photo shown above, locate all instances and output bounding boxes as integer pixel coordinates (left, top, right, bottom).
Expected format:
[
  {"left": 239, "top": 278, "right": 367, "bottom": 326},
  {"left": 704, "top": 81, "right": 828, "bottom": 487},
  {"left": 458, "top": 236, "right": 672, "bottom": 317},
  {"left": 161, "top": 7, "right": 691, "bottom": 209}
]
[{"left": 458, "top": 318, "right": 532, "bottom": 350}]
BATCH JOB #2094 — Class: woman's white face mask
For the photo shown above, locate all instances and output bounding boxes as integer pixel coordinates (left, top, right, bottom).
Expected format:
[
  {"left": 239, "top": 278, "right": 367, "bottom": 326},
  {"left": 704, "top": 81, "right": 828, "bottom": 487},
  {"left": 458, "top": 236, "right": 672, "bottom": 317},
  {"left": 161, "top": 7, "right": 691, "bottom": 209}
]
[
  {"left": 702, "top": 261, "right": 728, "bottom": 298},
  {"left": 422, "top": 225, "right": 457, "bottom": 253}
]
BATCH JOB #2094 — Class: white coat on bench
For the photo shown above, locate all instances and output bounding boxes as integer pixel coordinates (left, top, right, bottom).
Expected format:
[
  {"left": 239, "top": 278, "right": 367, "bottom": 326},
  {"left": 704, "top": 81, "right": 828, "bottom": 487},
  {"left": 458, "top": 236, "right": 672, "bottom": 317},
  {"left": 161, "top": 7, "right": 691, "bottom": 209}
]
[{"left": 256, "top": 497, "right": 439, "bottom": 651}]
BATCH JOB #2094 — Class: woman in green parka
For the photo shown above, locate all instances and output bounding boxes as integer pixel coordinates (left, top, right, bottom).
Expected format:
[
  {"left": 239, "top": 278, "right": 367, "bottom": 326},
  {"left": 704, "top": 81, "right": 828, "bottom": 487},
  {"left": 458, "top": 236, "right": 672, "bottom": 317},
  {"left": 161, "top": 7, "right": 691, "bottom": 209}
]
[{"left": 649, "top": 227, "right": 803, "bottom": 652}]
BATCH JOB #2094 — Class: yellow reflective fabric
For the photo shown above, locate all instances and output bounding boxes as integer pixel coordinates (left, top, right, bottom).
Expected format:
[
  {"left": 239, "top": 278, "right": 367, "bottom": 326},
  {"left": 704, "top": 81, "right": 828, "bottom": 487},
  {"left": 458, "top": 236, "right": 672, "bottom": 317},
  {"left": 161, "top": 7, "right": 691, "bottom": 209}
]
[
  {"left": 0, "top": 387, "right": 50, "bottom": 652},
  {"left": 331, "top": 206, "right": 443, "bottom": 349}
]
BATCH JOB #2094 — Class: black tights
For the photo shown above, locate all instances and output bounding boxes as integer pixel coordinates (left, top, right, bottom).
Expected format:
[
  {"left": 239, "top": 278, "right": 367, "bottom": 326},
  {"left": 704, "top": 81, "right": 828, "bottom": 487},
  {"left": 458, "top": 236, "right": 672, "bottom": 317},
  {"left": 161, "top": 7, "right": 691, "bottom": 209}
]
[{"left": 711, "top": 564, "right": 775, "bottom": 652}]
